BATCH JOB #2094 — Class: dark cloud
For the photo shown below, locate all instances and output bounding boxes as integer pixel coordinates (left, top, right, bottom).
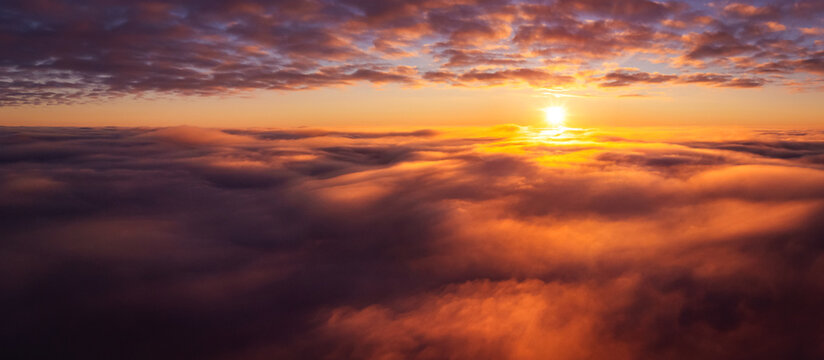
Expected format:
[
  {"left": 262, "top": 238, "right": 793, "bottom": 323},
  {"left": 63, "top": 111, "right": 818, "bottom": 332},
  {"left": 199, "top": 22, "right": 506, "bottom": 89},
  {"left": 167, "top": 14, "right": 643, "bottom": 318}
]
[
  {"left": 457, "top": 68, "right": 575, "bottom": 86},
  {"left": 1, "top": 125, "right": 824, "bottom": 359},
  {"left": 683, "top": 138, "right": 824, "bottom": 159},
  {"left": 436, "top": 49, "right": 526, "bottom": 68},
  {"left": 684, "top": 31, "right": 759, "bottom": 60},
  {"left": 512, "top": 19, "right": 669, "bottom": 59},
  {"left": 721, "top": 77, "right": 766, "bottom": 88},
  {"left": 556, "top": 0, "right": 684, "bottom": 21},
  {"left": 600, "top": 70, "right": 679, "bottom": 87},
  {"left": 1, "top": 0, "right": 822, "bottom": 105},
  {"left": 599, "top": 70, "right": 767, "bottom": 88}
]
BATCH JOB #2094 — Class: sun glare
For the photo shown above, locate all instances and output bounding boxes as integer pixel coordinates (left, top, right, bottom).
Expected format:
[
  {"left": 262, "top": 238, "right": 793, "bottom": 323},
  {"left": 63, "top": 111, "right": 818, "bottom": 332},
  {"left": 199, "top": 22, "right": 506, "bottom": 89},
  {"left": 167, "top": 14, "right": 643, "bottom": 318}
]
[{"left": 543, "top": 106, "right": 566, "bottom": 128}]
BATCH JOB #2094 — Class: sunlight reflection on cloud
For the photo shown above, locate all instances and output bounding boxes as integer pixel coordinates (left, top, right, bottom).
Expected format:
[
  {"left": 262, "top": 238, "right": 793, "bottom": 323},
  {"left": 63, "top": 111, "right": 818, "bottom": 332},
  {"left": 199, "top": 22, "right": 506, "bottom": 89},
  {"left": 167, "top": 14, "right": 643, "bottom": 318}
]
[{"left": 1, "top": 125, "right": 823, "bottom": 359}]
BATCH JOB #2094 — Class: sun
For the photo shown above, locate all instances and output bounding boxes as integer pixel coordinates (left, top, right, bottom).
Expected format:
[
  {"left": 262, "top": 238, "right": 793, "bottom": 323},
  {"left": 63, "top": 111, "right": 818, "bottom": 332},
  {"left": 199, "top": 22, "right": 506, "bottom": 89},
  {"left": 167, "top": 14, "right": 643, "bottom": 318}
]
[{"left": 543, "top": 106, "right": 566, "bottom": 128}]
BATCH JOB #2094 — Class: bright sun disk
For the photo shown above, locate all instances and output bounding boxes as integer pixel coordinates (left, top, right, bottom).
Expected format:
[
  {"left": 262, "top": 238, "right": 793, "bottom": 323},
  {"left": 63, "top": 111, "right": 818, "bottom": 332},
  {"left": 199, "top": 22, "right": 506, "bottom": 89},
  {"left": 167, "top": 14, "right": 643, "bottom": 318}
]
[{"left": 543, "top": 106, "right": 566, "bottom": 128}]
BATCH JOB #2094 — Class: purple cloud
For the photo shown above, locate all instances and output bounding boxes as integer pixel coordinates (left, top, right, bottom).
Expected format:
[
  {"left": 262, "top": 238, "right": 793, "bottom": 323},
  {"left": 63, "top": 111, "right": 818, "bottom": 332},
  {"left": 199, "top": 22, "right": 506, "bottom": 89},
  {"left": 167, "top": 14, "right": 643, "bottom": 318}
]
[
  {"left": 0, "top": 0, "right": 822, "bottom": 105},
  {"left": 1, "top": 125, "right": 824, "bottom": 358}
]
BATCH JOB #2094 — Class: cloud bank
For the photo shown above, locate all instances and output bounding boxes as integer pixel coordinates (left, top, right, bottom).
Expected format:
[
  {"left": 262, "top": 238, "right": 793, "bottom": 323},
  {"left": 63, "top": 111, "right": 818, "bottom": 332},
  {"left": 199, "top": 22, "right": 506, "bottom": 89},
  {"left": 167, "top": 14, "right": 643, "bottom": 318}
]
[
  {"left": 1, "top": 125, "right": 824, "bottom": 359},
  {"left": 1, "top": 0, "right": 823, "bottom": 105}
]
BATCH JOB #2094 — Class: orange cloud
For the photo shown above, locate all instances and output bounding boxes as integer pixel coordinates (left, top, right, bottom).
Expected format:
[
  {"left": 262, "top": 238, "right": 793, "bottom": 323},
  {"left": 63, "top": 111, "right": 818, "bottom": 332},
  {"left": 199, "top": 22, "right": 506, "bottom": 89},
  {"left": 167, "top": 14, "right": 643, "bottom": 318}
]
[
  {"left": 2, "top": 0, "right": 822, "bottom": 105},
  {"left": 2, "top": 125, "right": 823, "bottom": 358}
]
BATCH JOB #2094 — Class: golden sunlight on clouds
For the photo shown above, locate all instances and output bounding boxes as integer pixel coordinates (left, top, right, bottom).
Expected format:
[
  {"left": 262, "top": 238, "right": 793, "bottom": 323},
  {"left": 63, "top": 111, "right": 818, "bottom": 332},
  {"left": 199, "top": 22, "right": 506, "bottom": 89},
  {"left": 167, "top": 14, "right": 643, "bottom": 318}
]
[
  {"left": 543, "top": 106, "right": 567, "bottom": 128},
  {"left": 2, "top": 0, "right": 824, "bottom": 358},
  {"left": 3, "top": 124, "right": 823, "bottom": 359}
]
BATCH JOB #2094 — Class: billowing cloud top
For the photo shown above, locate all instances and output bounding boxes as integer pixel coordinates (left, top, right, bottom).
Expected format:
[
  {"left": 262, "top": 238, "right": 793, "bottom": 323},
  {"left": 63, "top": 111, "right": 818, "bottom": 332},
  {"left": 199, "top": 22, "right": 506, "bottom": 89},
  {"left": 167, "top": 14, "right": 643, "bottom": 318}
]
[
  {"left": 2, "top": 125, "right": 824, "bottom": 359},
  {"left": 1, "top": 0, "right": 823, "bottom": 105}
]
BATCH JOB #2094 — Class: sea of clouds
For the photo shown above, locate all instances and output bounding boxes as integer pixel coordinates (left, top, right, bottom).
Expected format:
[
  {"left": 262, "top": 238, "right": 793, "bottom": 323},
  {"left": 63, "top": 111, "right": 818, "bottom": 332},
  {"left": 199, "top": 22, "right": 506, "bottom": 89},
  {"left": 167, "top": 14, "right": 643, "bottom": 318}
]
[{"left": 1, "top": 125, "right": 823, "bottom": 359}]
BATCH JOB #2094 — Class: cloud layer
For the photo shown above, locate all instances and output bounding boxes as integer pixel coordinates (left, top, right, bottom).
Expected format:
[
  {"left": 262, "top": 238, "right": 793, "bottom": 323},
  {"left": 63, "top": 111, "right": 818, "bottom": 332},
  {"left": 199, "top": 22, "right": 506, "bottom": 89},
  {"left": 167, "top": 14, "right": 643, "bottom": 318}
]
[
  {"left": 1, "top": 125, "right": 823, "bottom": 359},
  {"left": 1, "top": 0, "right": 823, "bottom": 105}
]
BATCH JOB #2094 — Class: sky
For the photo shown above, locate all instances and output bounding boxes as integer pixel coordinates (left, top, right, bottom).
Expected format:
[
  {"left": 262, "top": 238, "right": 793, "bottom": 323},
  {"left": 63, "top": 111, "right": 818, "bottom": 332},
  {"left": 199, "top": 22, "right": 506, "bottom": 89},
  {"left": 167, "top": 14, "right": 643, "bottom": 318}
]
[
  {"left": 2, "top": 1, "right": 824, "bottom": 360},
  {"left": 0, "top": 0, "right": 823, "bottom": 127}
]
